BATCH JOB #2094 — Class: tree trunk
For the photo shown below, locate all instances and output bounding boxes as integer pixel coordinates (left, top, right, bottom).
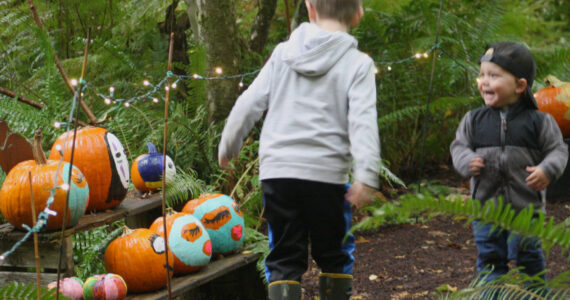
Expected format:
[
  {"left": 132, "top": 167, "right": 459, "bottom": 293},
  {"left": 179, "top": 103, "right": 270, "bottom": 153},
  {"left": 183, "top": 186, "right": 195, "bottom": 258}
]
[
  {"left": 184, "top": 0, "right": 241, "bottom": 123},
  {"left": 249, "top": 0, "right": 278, "bottom": 53},
  {"left": 291, "top": 0, "right": 308, "bottom": 31}
]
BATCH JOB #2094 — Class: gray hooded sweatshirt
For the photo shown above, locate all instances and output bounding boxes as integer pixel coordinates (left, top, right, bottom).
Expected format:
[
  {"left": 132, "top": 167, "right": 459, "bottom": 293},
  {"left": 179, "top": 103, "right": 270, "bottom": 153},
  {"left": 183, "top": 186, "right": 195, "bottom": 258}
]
[{"left": 218, "top": 22, "right": 380, "bottom": 188}]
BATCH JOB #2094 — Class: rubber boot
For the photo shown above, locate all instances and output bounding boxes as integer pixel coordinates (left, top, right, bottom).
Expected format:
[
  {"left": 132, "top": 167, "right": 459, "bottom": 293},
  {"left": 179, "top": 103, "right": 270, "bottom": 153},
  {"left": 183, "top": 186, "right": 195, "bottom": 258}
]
[
  {"left": 319, "top": 273, "right": 353, "bottom": 300},
  {"left": 268, "top": 280, "right": 302, "bottom": 300}
]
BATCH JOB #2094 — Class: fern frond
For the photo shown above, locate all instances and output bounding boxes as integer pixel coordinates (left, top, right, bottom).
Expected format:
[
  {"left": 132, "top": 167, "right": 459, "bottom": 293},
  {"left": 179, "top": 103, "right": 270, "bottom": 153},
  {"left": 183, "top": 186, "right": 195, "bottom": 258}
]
[
  {"left": 0, "top": 282, "right": 71, "bottom": 300},
  {"left": 164, "top": 169, "right": 208, "bottom": 207}
]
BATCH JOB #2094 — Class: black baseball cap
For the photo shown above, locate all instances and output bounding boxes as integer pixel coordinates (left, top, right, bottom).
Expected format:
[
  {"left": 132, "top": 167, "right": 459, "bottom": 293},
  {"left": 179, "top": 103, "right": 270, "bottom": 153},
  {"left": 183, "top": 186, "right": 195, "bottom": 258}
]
[{"left": 478, "top": 42, "right": 538, "bottom": 109}]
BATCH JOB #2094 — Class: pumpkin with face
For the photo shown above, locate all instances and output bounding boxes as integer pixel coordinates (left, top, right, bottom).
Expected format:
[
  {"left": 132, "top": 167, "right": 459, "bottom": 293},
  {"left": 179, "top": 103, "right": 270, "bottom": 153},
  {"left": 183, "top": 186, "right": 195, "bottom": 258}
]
[
  {"left": 182, "top": 193, "right": 244, "bottom": 254},
  {"left": 104, "top": 227, "right": 173, "bottom": 293},
  {"left": 50, "top": 127, "right": 129, "bottom": 211},
  {"left": 131, "top": 142, "right": 176, "bottom": 192},
  {"left": 150, "top": 211, "right": 212, "bottom": 275},
  {"left": 0, "top": 130, "right": 89, "bottom": 231}
]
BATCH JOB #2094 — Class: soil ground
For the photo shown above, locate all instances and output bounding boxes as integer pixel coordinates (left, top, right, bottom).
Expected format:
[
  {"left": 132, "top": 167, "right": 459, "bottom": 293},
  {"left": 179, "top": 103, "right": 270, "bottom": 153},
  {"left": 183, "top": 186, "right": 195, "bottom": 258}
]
[{"left": 299, "top": 165, "right": 570, "bottom": 299}]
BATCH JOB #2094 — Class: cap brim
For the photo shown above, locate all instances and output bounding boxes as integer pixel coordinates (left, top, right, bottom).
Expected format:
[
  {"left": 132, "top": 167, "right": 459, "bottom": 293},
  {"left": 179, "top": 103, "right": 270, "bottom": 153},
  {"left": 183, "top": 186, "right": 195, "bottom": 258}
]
[{"left": 526, "top": 86, "right": 538, "bottom": 109}]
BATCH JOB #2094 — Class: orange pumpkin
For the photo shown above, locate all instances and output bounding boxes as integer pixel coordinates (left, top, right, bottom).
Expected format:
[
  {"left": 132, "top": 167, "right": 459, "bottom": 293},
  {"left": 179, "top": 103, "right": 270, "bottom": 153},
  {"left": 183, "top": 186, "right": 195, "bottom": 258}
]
[
  {"left": 49, "top": 127, "right": 129, "bottom": 211},
  {"left": 535, "top": 75, "right": 570, "bottom": 137},
  {"left": 149, "top": 210, "right": 212, "bottom": 275},
  {"left": 105, "top": 227, "right": 173, "bottom": 293},
  {"left": 0, "top": 129, "right": 89, "bottom": 231}
]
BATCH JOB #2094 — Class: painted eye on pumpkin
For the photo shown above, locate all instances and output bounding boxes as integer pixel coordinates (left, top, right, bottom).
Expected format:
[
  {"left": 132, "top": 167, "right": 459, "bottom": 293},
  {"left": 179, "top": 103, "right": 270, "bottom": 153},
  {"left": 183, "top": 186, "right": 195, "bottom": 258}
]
[
  {"left": 201, "top": 206, "right": 231, "bottom": 230},
  {"left": 71, "top": 169, "right": 87, "bottom": 188},
  {"left": 105, "top": 132, "right": 129, "bottom": 188},
  {"left": 232, "top": 202, "right": 243, "bottom": 217},
  {"left": 150, "top": 234, "right": 166, "bottom": 254},
  {"left": 181, "top": 222, "right": 203, "bottom": 242}
]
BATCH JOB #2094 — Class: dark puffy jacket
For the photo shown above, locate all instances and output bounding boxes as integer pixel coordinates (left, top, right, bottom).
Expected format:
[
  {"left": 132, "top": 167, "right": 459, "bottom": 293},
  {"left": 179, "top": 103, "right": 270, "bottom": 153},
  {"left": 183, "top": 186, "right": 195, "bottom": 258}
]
[{"left": 450, "top": 100, "right": 568, "bottom": 212}]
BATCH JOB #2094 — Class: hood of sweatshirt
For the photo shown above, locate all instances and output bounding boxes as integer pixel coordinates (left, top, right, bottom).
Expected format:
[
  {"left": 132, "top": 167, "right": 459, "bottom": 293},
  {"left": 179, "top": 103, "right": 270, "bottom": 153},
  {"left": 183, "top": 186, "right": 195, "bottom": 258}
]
[{"left": 281, "top": 22, "right": 358, "bottom": 76}]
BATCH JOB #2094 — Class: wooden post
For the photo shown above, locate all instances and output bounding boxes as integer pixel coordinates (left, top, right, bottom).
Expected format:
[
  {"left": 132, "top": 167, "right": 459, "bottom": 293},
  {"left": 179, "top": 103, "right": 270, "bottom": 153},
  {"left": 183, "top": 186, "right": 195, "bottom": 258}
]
[{"left": 29, "top": 172, "right": 41, "bottom": 300}]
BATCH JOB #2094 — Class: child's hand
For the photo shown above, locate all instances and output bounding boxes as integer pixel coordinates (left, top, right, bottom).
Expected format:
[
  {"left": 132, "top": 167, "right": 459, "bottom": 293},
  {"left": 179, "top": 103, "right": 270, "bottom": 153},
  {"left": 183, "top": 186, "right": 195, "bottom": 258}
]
[
  {"left": 470, "top": 157, "right": 485, "bottom": 176},
  {"left": 345, "top": 181, "right": 375, "bottom": 209},
  {"left": 218, "top": 155, "right": 230, "bottom": 170},
  {"left": 526, "top": 166, "right": 550, "bottom": 191}
]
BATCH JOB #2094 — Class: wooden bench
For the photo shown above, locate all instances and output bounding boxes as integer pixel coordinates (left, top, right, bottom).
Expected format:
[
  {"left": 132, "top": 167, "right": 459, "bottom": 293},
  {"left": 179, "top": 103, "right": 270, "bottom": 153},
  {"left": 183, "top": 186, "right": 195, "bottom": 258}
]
[
  {"left": 0, "top": 193, "right": 164, "bottom": 285},
  {"left": 0, "top": 193, "right": 267, "bottom": 299}
]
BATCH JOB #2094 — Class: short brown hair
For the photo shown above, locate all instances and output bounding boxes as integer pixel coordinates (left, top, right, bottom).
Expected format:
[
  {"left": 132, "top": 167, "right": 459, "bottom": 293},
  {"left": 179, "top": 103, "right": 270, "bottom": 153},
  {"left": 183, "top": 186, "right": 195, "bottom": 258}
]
[{"left": 308, "top": 0, "right": 362, "bottom": 26}]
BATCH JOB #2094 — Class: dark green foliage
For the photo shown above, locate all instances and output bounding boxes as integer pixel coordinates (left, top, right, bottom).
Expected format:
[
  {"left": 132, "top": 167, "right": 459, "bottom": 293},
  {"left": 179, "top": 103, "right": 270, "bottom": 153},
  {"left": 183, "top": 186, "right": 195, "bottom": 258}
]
[{"left": 0, "top": 282, "right": 72, "bottom": 300}]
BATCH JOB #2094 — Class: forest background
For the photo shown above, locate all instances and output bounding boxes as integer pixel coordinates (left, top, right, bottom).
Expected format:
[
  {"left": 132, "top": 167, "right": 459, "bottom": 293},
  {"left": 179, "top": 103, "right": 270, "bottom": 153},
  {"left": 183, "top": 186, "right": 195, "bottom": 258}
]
[{"left": 0, "top": 0, "right": 569, "bottom": 294}]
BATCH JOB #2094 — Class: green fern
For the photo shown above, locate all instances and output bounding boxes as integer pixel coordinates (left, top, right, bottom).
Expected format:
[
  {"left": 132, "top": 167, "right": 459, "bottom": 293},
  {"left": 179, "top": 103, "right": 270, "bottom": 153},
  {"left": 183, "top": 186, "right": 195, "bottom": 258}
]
[
  {"left": 0, "top": 282, "right": 72, "bottom": 300},
  {"left": 164, "top": 169, "right": 209, "bottom": 207}
]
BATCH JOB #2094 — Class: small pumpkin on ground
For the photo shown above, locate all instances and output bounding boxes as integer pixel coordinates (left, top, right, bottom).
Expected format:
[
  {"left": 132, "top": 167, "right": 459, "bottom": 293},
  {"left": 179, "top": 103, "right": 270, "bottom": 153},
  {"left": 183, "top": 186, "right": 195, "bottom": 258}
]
[
  {"left": 535, "top": 75, "right": 570, "bottom": 137},
  {"left": 104, "top": 226, "right": 173, "bottom": 293},
  {"left": 182, "top": 193, "right": 244, "bottom": 254},
  {"left": 131, "top": 142, "right": 176, "bottom": 193},
  {"left": 47, "top": 277, "right": 84, "bottom": 300},
  {"left": 150, "top": 209, "right": 212, "bottom": 275},
  {"left": 49, "top": 127, "right": 129, "bottom": 211},
  {"left": 83, "top": 273, "right": 127, "bottom": 300},
  {"left": 0, "top": 129, "right": 89, "bottom": 231}
]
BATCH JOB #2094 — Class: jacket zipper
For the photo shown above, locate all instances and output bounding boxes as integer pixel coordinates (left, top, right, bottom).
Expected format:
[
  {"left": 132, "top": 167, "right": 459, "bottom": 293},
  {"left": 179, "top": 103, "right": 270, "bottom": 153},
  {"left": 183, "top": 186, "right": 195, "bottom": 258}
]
[{"left": 499, "top": 111, "right": 508, "bottom": 202}]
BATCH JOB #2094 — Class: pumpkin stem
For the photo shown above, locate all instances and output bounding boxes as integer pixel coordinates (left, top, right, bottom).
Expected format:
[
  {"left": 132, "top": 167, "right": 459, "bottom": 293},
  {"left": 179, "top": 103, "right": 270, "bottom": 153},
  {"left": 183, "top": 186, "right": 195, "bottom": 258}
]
[
  {"left": 122, "top": 225, "right": 134, "bottom": 237},
  {"left": 32, "top": 128, "right": 47, "bottom": 165},
  {"left": 146, "top": 142, "right": 158, "bottom": 154},
  {"left": 545, "top": 75, "right": 564, "bottom": 87}
]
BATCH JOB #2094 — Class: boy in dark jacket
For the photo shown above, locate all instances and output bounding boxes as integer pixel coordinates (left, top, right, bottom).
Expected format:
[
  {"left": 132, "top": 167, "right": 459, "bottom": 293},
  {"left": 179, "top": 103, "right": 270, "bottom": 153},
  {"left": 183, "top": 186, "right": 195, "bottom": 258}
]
[{"left": 450, "top": 42, "right": 568, "bottom": 290}]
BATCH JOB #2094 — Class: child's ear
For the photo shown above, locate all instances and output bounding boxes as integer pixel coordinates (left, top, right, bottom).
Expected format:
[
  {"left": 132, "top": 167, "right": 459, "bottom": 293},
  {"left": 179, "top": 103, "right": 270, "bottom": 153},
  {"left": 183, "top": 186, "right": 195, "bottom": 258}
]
[
  {"left": 350, "top": 6, "right": 364, "bottom": 27},
  {"left": 306, "top": 1, "right": 317, "bottom": 23},
  {"left": 516, "top": 78, "right": 528, "bottom": 95}
]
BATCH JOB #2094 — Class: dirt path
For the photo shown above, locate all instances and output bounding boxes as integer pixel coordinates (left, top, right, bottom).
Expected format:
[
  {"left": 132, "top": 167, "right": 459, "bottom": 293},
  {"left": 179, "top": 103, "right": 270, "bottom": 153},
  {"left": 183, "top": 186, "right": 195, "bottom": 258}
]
[{"left": 300, "top": 176, "right": 570, "bottom": 299}]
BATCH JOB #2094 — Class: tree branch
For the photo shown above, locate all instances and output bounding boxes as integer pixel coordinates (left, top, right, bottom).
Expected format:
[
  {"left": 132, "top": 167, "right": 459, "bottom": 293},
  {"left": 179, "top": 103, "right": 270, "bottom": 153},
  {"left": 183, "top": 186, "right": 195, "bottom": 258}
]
[
  {"left": 27, "top": 0, "right": 98, "bottom": 124},
  {"left": 0, "top": 86, "right": 44, "bottom": 109}
]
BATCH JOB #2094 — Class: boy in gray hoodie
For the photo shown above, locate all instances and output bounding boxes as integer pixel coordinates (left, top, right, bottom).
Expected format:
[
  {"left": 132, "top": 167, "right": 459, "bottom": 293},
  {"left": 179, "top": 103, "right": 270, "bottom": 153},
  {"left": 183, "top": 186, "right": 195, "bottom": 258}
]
[
  {"left": 450, "top": 42, "right": 568, "bottom": 293},
  {"left": 218, "top": 0, "right": 380, "bottom": 299}
]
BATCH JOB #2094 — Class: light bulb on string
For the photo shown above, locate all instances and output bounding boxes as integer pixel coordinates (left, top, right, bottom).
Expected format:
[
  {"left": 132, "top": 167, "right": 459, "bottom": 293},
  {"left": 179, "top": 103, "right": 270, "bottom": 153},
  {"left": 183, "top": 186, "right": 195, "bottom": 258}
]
[
  {"left": 171, "top": 82, "right": 178, "bottom": 89},
  {"left": 109, "top": 86, "right": 115, "bottom": 93},
  {"left": 70, "top": 79, "right": 78, "bottom": 87},
  {"left": 124, "top": 102, "right": 131, "bottom": 108},
  {"left": 143, "top": 80, "right": 150, "bottom": 86},
  {"left": 153, "top": 98, "right": 159, "bottom": 103},
  {"left": 415, "top": 53, "right": 422, "bottom": 59},
  {"left": 193, "top": 74, "right": 199, "bottom": 79},
  {"left": 165, "top": 86, "right": 170, "bottom": 91},
  {"left": 387, "top": 66, "right": 392, "bottom": 71},
  {"left": 215, "top": 67, "right": 223, "bottom": 75},
  {"left": 374, "top": 67, "right": 379, "bottom": 74},
  {"left": 59, "top": 183, "right": 70, "bottom": 191},
  {"left": 423, "top": 52, "right": 429, "bottom": 58},
  {"left": 104, "top": 98, "right": 112, "bottom": 105},
  {"left": 54, "top": 121, "right": 62, "bottom": 129}
]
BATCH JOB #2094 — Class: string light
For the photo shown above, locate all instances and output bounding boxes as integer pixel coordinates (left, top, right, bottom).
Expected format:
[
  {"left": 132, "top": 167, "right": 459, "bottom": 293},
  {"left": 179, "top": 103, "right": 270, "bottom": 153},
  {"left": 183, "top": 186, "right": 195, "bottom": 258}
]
[
  {"left": 54, "top": 121, "right": 62, "bottom": 128},
  {"left": 104, "top": 98, "right": 112, "bottom": 105},
  {"left": 215, "top": 67, "right": 223, "bottom": 75},
  {"left": 171, "top": 82, "right": 178, "bottom": 89},
  {"left": 143, "top": 79, "right": 151, "bottom": 86},
  {"left": 153, "top": 97, "right": 159, "bottom": 103},
  {"left": 124, "top": 102, "right": 130, "bottom": 107},
  {"left": 59, "top": 183, "right": 70, "bottom": 191},
  {"left": 70, "top": 79, "right": 78, "bottom": 86}
]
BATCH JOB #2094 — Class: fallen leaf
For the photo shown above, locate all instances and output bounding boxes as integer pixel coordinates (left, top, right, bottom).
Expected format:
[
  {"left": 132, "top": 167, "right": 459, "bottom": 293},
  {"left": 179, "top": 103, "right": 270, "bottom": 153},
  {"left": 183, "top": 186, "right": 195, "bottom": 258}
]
[
  {"left": 394, "top": 255, "right": 406, "bottom": 259},
  {"left": 425, "top": 240, "right": 435, "bottom": 244},
  {"left": 369, "top": 274, "right": 378, "bottom": 281},
  {"left": 436, "top": 283, "right": 457, "bottom": 292}
]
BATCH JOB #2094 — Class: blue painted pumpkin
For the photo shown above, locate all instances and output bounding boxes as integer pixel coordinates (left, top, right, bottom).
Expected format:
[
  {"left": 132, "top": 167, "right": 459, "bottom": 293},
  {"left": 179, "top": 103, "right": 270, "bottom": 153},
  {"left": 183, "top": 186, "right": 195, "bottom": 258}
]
[
  {"left": 131, "top": 142, "right": 176, "bottom": 192},
  {"left": 150, "top": 212, "right": 212, "bottom": 275},
  {"left": 182, "top": 194, "right": 244, "bottom": 254}
]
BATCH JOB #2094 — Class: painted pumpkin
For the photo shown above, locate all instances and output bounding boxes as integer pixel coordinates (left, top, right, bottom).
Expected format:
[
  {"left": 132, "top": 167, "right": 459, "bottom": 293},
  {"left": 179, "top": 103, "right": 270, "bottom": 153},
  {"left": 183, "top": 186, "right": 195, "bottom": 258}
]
[
  {"left": 182, "top": 193, "right": 244, "bottom": 254},
  {"left": 130, "top": 142, "right": 176, "bottom": 192},
  {"left": 150, "top": 211, "right": 212, "bottom": 275},
  {"left": 48, "top": 277, "right": 84, "bottom": 300},
  {"left": 49, "top": 127, "right": 129, "bottom": 211},
  {"left": 83, "top": 273, "right": 127, "bottom": 300},
  {"left": 105, "top": 227, "right": 173, "bottom": 293},
  {"left": 0, "top": 129, "right": 89, "bottom": 231},
  {"left": 535, "top": 75, "right": 570, "bottom": 137}
]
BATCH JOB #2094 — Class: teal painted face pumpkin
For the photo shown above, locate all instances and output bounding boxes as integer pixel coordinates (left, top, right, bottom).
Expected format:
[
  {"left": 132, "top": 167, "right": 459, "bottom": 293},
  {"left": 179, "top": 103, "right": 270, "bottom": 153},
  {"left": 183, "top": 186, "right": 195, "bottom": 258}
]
[
  {"left": 150, "top": 212, "right": 212, "bottom": 275},
  {"left": 182, "top": 194, "right": 245, "bottom": 254}
]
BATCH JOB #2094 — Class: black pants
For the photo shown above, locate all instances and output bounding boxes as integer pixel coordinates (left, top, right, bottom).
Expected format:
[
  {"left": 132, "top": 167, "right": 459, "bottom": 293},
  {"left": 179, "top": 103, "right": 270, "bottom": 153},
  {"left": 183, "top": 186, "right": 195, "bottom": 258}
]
[{"left": 262, "top": 178, "right": 350, "bottom": 283}]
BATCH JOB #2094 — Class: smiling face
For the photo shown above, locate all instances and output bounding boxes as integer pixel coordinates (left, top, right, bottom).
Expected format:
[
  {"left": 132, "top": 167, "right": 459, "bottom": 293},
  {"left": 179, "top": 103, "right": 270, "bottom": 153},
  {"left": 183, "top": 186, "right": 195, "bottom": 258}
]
[{"left": 478, "top": 61, "right": 526, "bottom": 109}]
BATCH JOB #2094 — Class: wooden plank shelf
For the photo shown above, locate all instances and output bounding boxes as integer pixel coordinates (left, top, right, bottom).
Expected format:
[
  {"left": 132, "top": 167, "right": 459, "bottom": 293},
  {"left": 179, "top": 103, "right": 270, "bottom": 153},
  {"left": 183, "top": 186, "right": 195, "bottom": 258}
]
[
  {"left": 126, "top": 252, "right": 265, "bottom": 300},
  {"left": 0, "top": 193, "right": 163, "bottom": 286}
]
